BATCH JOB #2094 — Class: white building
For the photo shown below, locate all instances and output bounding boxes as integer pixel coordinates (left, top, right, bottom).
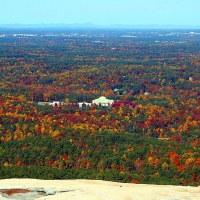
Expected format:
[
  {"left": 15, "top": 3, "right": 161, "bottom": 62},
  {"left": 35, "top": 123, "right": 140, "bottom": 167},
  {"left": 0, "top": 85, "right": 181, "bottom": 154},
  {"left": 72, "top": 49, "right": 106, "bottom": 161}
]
[{"left": 92, "top": 96, "right": 114, "bottom": 106}]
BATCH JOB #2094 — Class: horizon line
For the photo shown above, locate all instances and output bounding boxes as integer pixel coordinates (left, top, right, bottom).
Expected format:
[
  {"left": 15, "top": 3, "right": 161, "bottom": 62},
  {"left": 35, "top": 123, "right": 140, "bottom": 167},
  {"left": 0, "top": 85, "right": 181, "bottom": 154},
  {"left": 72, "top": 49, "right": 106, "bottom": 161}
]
[{"left": 0, "top": 23, "right": 200, "bottom": 29}]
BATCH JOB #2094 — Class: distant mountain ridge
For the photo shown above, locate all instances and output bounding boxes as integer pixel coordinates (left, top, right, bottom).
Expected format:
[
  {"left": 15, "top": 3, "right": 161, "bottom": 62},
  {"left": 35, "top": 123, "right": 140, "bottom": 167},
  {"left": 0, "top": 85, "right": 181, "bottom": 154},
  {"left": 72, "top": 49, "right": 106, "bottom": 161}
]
[{"left": 0, "top": 23, "right": 200, "bottom": 29}]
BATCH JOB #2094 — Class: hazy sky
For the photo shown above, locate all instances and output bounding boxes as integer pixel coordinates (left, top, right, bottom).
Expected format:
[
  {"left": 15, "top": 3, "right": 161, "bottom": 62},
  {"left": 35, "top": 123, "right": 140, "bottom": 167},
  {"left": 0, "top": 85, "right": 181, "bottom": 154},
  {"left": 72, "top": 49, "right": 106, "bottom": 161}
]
[{"left": 0, "top": 0, "right": 199, "bottom": 25}]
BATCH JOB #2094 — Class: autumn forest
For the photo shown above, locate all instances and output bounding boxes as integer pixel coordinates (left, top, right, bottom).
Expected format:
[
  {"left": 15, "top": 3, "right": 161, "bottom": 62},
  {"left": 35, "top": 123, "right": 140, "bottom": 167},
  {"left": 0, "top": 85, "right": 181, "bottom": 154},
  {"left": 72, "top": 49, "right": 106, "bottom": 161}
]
[{"left": 0, "top": 28, "right": 199, "bottom": 186}]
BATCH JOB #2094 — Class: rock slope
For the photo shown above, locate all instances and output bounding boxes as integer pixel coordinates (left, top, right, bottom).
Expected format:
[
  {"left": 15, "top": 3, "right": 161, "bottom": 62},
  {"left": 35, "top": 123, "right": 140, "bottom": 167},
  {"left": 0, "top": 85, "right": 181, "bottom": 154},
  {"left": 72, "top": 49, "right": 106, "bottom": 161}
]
[{"left": 0, "top": 179, "right": 199, "bottom": 200}]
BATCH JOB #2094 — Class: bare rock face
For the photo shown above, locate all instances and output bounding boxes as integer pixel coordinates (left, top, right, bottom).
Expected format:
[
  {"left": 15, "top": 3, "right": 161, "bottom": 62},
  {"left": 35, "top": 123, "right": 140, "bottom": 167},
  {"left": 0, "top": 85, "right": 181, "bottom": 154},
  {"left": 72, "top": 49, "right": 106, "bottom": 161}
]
[{"left": 0, "top": 179, "right": 199, "bottom": 200}]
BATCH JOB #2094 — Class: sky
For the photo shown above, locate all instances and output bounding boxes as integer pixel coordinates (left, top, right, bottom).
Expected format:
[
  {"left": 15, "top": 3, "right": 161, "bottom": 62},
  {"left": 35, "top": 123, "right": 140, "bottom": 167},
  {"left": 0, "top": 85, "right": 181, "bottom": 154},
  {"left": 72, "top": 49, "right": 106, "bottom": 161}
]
[{"left": 0, "top": 0, "right": 200, "bottom": 26}]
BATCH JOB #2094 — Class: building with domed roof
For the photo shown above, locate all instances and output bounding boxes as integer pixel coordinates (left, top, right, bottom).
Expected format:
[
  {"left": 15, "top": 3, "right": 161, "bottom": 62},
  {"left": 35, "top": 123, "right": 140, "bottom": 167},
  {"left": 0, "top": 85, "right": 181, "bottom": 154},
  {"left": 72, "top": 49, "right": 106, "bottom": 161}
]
[{"left": 92, "top": 96, "right": 114, "bottom": 106}]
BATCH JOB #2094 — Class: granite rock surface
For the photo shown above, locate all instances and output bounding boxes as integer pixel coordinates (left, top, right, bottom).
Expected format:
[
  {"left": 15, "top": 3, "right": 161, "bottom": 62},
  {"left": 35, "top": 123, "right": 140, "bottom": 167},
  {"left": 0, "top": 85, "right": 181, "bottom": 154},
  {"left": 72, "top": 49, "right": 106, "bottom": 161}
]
[{"left": 0, "top": 179, "right": 199, "bottom": 200}]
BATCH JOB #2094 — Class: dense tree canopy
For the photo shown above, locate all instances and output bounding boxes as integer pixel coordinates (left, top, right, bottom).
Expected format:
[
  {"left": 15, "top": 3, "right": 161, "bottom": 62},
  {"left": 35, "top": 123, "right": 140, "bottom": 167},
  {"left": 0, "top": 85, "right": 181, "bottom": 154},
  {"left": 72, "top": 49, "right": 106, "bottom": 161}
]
[{"left": 0, "top": 29, "right": 199, "bottom": 185}]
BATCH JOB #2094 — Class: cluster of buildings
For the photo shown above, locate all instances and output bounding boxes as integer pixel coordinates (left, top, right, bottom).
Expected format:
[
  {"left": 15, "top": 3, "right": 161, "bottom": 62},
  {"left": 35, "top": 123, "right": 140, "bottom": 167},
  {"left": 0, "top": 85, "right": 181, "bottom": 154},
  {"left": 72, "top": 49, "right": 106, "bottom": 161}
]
[{"left": 38, "top": 96, "right": 114, "bottom": 108}]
